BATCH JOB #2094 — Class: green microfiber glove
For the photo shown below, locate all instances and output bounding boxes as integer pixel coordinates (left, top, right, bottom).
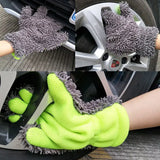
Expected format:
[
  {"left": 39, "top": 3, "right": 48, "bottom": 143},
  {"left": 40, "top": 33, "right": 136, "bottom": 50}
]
[
  {"left": 25, "top": 74, "right": 129, "bottom": 150},
  {"left": 8, "top": 89, "right": 32, "bottom": 123}
]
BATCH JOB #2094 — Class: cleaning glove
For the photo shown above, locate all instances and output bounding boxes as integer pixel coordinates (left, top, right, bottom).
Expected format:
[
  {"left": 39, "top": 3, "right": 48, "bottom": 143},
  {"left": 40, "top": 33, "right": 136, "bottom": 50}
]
[
  {"left": 4, "top": 6, "right": 68, "bottom": 57},
  {"left": 8, "top": 88, "right": 32, "bottom": 123},
  {"left": 18, "top": 72, "right": 129, "bottom": 154},
  {"left": 101, "top": 2, "right": 159, "bottom": 57}
]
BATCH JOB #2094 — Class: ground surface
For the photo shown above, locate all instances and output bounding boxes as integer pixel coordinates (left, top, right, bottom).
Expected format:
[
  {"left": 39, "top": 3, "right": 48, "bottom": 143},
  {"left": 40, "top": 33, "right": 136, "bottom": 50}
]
[
  {"left": 80, "top": 128, "right": 160, "bottom": 160},
  {"left": 0, "top": 6, "right": 74, "bottom": 71}
]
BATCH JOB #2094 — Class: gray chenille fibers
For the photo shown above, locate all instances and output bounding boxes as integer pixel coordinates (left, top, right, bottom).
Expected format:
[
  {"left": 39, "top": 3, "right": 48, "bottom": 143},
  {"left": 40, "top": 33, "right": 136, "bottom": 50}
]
[
  {"left": 101, "top": 2, "right": 159, "bottom": 57},
  {"left": 4, "top": 6, "right": 68, "bottom": 57},
  {"left": 19, "top": 72, "right": 120, "bottom": 155}
]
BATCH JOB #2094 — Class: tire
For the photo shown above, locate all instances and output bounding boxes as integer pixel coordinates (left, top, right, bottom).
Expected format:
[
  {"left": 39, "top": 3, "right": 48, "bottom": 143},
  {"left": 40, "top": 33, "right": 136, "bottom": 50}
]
[
  {"left": 120, "top": 72, "right": 157, "bottom": 101},
  {"left": 76, "top": 0, "right": 158, "bottom": 71}
]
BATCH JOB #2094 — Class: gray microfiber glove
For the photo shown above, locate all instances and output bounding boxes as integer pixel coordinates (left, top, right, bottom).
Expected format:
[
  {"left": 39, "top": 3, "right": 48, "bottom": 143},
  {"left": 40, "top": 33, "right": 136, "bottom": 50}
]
[
  {"left": 4, "top": 6, "right": 68, "bottom": 57},
  {"left": 101, "top": 2, "right": 159, "bottom": 57}
]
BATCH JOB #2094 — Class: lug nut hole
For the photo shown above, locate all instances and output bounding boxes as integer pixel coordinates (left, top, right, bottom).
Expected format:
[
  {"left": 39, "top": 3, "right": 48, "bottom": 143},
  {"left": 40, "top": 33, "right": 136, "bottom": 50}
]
[
  {"left": 122, "top": 57, "right": 128, "bottom": 64},
  {"left": 102, "top": 53, "right": 109, "bottom": 61}
]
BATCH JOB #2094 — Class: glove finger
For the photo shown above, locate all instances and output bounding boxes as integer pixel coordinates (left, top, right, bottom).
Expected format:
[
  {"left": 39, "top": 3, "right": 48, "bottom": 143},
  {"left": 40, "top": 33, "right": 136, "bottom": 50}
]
[
  {"left": 21, "top": 6, "right": 33, "bottom": 19},
  {"left": 33, "top": 6, "right": 48, "bottom": 18},
  {"left": 43, "top": 32, "right": 68, "bottom": 50},
  {"left": 101, "top": 8, "right": 123, "bottom": 26},
  {"left": 45, "top": 103, "right": 89, "bottom": 128},
  {"left": 8, "top": 114, "right": 21, "bottom": 123},
  {"left": 49, "top": 17, "right": 64, "bottom": 31},
  {"left": 41, "top": 111, "right": 92, "bottom": 138},
  {"left": 8, "top": 98, "right": 28, "bottom": 114},
  {"left": 47, "top": 74, "right": 72, "bottom": 105},
  {"left": 38, "top": 116, "right": 89, "bottom": 149},
  {"left": 40, "top": 111, "right": 75, "bottom": 129},
  {"left": 119, "top": 2, "right": 132, "bottom": 18},
  {"left": 19, "top": 89, "right": 32, "bottom": 104},
  {"left": 26, "top": 127, "right": 61, "bottom": 149}
]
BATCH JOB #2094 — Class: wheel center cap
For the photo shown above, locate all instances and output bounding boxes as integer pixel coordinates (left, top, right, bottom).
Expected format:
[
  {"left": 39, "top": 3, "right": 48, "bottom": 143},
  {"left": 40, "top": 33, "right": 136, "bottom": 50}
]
[
  {"left": 109, "top": 59, "right": 121, "bottom": 71},
  {"left": 111, "top": 60, "right": 120, "bottom": 68}
]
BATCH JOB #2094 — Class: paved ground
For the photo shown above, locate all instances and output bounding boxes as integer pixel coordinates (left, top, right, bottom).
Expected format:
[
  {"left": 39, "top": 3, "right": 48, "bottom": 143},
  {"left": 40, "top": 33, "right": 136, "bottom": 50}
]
[
  {"left": 80, "top": 127, "right": 160, "bottom": 160},
  {"left": 0, "top": 6, "right": 74, "bottom": 71}
]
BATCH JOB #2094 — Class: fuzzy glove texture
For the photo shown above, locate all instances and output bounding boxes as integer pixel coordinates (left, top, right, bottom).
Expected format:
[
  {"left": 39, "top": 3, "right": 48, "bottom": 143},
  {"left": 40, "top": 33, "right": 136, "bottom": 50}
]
[
  {"left": 101, "top": 2, "right": 159, "bottom": 57},
  {"left": 4, "top": 6, "right": 68, "bottom": 57},
  {"left": 20, "top": 73, "right": 129, "bottom": 154}
]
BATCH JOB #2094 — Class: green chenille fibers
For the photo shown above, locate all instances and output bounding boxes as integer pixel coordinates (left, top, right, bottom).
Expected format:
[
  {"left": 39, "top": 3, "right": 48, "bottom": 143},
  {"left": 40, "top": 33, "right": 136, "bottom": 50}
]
[
  {"left": 115, "top": 5, "right": 121, "bottom": 15},
  {"left": 25, "top": 74, "right": 129, "bottom": 150},
  {"left": 115, "top": 4, "right": 139, "bottom": 21},
  {"left": 11, "top": 53, "right": 21, "bottom": 60},
  {"left": 8, "top": 89, "right": 32, "bottom": 123}
]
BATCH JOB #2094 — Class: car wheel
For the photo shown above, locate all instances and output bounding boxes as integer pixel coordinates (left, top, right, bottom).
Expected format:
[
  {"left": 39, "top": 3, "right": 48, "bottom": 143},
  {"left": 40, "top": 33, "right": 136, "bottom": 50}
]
[
  {"left": 75, "top": 0, "right": 158, "bottom": 71},
  {"left": 71, "top": 71, "right": 157, "bottom": 102}
]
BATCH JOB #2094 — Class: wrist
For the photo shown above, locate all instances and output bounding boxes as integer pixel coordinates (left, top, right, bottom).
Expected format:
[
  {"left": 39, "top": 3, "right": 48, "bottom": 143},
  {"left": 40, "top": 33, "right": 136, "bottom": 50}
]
[
  {"left": 155, "top": 34, "right": 160, "bottom": 50},
  {"left": 111, "top": 103, "right": 129, "bottom": 146},
  {"left": 91, "top": 103, "right": 129, "bottom": 147},
  {"left": 0, "top": 40, "right": 14, "bottom": 57},
  {"left": 136, "top": 27, "right": 159, "bottom": 56},
  {"left": 4, "top": 30, "right": 29, "bottom": 57}
]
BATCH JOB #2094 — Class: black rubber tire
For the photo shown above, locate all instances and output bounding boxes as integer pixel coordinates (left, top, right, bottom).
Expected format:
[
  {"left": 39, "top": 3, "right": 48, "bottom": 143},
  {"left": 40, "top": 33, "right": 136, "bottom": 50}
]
[
  {"left": 121, "top": 72, "right": 157, "bottom": 101},
  {"left": 76, "top": 0, "right": 158, "bottom": 71}
]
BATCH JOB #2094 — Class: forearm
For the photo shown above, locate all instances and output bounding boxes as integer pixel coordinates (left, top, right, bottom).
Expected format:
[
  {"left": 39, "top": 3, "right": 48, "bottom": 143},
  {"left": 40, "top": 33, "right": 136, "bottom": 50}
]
[
  {"left": 155, "top": 34, "right": 160, "bottom": 50},
  {"left": 0, "top": 40, "right": 14, "bottom": 57},
  {"left": 123, "top": 88, "right": 160, "bottom": 131}
]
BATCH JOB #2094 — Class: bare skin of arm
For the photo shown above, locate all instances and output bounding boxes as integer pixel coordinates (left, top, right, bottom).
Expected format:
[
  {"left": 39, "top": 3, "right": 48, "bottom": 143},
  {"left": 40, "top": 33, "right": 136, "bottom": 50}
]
[
  {"left": 123, "top": 88, "right": 160, "bottom": 131},
  {"left": 155, "top": 34, "right": 160, "bottom": 50},
  {"left": 0, "top": 40, "right": 14, "bottom": 57}
]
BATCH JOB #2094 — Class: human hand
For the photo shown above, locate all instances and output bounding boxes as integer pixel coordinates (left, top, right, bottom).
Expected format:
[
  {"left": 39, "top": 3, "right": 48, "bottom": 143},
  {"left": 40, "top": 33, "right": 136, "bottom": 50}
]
[
  {"left": 4, "top": 6, "right": 68, "bottom": 57},
  {"left": 101, "top": 2, "right": 159, "bottom": 57},
  {"left": 21, "top": 73, "right": 129, "bottom": 154}
]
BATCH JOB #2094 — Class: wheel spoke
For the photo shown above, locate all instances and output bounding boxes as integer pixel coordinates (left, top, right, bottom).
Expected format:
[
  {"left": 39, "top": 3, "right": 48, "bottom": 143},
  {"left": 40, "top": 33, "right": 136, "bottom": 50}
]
[
  {"left": 75, "top": 50, "right": 101, "bottom": 68},
  {"left": 123, "top": 63, "right": 148, "bottom": 71},
  {"left": 96, "top": 72, "right": 115, "bottom": 96},
  {"left": 76, "top": 8, "right": 106, "bottom": 53},
  {"left": 92, "top": 64, "right": 102, "bottom": 71}
]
